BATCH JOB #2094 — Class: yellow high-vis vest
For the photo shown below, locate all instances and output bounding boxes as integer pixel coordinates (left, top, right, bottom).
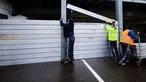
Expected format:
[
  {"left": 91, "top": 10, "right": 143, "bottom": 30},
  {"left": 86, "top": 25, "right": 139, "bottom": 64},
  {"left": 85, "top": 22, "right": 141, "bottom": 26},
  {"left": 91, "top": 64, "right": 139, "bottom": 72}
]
[
  {"left": 106, "top": 24, "right": 118, "bottom": 41},
  {"left": 120, "top": 29, "right": 134, "bottom": 45}
]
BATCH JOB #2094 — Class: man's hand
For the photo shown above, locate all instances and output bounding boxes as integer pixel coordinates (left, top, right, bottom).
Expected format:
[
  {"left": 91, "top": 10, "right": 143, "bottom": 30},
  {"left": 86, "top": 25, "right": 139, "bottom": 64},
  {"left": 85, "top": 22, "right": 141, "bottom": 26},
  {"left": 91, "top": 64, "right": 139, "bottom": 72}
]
[
  {"left": 71, "top": 10, "right": 73, "bottom": 13},
  {"left": 60, "top": 18, "right": 63, "bottom": 21},
  {"left": 137, "top": 31, "right": 140, "bottom": 36},
  {"left": 60, "top": 18, "right": 63, "bottom": 23}
]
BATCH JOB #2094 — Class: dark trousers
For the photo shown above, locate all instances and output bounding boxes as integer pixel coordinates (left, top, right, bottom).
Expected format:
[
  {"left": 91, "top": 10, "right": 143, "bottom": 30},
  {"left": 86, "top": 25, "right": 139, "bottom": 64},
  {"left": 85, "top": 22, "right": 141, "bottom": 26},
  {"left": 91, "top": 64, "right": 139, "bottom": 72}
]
[
  {"left": 109, "top": 41, "right": 119, "bottom": 61},
  {"left": 65, "top": 37, "right": 75, "bottom": 60},
  {"left": 119, "top": 43, "right": 130, "bottom": 63}
]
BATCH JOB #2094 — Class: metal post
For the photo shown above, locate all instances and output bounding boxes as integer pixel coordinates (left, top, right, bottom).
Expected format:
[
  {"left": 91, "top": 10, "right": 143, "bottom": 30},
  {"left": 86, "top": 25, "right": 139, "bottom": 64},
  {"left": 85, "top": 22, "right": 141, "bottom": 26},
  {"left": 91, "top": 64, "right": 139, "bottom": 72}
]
[
  {"left": 61, "top": 0, "right": 67, "bottom": 61},
  {"left": 115, "top": 0, "right": 123, "bottom": 52}
]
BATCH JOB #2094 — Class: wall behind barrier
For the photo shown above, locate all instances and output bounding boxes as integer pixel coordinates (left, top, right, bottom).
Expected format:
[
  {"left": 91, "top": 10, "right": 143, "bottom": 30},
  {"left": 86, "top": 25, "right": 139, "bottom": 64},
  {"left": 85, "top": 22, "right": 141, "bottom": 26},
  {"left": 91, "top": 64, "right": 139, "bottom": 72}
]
[
  {"left": 0, "top": 19, "right": 109, "bottom": 66},
  {"left": 0, "top": 0, "right": 12, "bottom": 17}
]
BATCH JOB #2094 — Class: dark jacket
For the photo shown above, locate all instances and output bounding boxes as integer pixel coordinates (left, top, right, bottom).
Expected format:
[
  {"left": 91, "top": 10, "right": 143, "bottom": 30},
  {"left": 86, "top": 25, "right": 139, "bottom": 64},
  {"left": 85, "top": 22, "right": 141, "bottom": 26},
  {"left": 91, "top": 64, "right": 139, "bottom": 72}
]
[{"left": 60, "top": 19, "right": 74, "bottom": 38}]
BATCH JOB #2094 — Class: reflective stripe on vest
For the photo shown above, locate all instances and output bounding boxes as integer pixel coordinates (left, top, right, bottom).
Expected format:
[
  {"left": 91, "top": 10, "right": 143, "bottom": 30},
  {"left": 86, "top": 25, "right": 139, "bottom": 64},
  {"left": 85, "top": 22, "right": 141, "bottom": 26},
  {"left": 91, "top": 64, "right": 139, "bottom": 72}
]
[
  {"left": 120, "top": 29, "right": 134, "bottom": 45},
  {"left": 106, "top": 24, "right": 118, "bottom": 41}
]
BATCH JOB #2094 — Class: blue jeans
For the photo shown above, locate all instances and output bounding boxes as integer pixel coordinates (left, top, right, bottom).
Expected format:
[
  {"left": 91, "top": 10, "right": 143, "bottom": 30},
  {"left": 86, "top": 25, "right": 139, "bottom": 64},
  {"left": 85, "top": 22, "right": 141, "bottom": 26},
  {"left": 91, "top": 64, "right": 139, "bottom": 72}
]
[
  {"left": 65, "top": 37, "right": 75, "bottom": 60},
  {"left": 119, "top": 43, "right": 130, "bottom": 64}
]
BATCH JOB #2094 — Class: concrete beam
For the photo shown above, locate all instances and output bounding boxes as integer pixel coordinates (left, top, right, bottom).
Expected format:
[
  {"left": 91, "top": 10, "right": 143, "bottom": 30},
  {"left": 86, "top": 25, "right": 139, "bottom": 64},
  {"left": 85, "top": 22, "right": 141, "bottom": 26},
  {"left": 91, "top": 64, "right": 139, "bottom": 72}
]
[
  {"left": 123, "top": 0, "right": 146, "bottom": 4},
  {"left": 67, "top": 4, "right": 115, "bottom": 23},
  {"left": 111, "top": 0, "right": 146, "bottom": 4}
]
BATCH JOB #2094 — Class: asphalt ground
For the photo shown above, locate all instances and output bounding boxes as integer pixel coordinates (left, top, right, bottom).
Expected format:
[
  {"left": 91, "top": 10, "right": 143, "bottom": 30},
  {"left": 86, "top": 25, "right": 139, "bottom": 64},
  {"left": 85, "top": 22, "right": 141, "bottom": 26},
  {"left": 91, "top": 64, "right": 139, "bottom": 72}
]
[{"left": 0, "top": 57, "right": 146, "bottom": 82}]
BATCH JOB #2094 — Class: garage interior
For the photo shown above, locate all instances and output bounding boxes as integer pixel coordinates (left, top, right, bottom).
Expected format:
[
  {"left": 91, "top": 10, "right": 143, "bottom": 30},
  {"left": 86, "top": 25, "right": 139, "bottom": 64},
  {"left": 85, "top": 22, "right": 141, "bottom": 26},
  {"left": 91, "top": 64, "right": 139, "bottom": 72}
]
[{"left": 1, "top": 0, "right": 146, "bottom": 82}]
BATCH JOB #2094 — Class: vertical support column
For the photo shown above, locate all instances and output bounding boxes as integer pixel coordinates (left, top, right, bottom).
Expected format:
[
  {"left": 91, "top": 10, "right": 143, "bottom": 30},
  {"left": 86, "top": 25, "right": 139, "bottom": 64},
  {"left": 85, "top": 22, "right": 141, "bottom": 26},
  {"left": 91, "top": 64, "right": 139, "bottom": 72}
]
[
  {"left": 116, "top": 0, "right": 123, "bottom": 31},
  {"left": 116, "top": 0, "right": 123, "bottom": 52},
  {"left": 0, "top": 19, "right": 2, "bottom": 65},
  {"left": 61, "top": 0, "right": 67, "bottom": 61}
]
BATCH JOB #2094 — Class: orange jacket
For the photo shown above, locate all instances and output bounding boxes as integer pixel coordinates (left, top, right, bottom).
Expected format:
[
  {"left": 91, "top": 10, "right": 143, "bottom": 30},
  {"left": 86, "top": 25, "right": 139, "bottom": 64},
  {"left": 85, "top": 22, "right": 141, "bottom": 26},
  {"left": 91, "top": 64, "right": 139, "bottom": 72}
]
[{"left": 120, "top": 29, "right": 134, "bottom": 45}]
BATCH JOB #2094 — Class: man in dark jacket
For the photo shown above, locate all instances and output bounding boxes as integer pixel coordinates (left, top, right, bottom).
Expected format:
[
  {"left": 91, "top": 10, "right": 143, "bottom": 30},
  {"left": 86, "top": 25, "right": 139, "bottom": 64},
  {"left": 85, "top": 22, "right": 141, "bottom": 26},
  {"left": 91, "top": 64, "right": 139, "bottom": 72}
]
[{"left": 60, "top": 10, "right": 75, "bottom": 64}]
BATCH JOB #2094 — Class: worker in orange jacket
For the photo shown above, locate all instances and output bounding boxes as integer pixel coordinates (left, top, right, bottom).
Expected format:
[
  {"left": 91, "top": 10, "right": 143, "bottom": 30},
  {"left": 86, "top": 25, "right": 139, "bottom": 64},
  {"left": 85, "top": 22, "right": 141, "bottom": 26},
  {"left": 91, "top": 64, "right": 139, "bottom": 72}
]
[{"left": 118, "top": 25, "right": 136, "bottom": 65}]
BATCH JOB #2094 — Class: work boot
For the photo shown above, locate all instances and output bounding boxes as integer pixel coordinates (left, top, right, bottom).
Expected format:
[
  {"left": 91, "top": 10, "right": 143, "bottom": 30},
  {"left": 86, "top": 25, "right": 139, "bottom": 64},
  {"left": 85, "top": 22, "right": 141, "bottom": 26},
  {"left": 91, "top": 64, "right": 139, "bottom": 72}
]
[
  {"left": 63, "top": 60, "right": 69, "bottom": 64},
  {"left": 68, "top": 59, "right": 73, "bottom": 63},
  {"left": 69, "top": 58, "right": 75, "bottom": 63},
  {"left": 118, "top": 62, "right": 126, "bottom": 66}
]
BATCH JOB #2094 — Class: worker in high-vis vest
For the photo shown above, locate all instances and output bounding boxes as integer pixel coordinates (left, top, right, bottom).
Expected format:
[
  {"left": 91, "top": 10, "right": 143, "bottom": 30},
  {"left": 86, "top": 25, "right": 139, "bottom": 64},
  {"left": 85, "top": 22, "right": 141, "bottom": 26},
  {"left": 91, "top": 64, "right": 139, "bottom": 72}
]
[
  {"left": 118, "top": 25, "right": 135, "bottom": 66},
  {"left": 105, "top": 20, "right": 119, "bottom": 63}
]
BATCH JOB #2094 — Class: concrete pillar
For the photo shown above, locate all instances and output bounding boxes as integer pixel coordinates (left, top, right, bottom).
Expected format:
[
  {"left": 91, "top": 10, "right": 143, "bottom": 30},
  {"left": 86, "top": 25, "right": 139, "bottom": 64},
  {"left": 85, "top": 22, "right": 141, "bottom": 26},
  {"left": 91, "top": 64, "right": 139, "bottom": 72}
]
[
  {"left": 61, "top": 0, "right": 67, "bottom": 61},
  {"left": 116, "top": 0, "right": 123, "bottom": 31},
  {"left": 115, "top": 0, "right": 123, "bottom": 52}
]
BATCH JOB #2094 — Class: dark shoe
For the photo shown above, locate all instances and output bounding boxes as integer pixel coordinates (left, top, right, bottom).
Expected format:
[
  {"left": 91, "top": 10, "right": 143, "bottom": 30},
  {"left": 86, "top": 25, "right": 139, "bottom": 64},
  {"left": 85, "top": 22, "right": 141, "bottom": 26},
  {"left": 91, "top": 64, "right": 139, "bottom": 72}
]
[
  {"left": 63, "top": 61, "right": 69, "bottom": 64},
  {"left": 118, "top": 62, "right": 126, "bottom": 66},
  {"left": 68, "top": 59, "right": 73, "bottom": 63}
]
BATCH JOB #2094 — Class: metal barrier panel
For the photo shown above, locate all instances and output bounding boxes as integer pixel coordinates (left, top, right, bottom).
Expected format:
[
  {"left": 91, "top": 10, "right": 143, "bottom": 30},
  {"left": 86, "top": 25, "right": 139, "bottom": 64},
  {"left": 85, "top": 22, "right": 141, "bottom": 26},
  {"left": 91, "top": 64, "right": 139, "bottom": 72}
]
[
  {"left": 0, "top": 19, "right": 61, "bottom": 66},
  {"left": 74, "top": 23, "right": 109, "bottom": 59},
  {"left": 135, "top": 43, "right": 146, "bottom": 59},
  {"left": 0, "top": 19, "right": 109, "bottom": 66}
]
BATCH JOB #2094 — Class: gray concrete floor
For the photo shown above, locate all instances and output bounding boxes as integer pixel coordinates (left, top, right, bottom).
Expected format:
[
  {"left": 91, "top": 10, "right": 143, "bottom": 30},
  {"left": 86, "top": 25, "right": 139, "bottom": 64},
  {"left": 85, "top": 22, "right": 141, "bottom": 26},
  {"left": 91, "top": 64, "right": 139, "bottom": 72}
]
[{"left": 0, "top": 57, "right": 146, "bottom": 82}]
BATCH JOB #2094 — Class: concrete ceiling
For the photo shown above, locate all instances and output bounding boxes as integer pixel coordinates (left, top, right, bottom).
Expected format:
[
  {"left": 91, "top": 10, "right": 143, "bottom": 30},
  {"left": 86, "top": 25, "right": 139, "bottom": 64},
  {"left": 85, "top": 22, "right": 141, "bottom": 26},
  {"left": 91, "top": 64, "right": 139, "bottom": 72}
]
[{"left": 7, "top": 0, "right": 146, "bottom": 24}]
